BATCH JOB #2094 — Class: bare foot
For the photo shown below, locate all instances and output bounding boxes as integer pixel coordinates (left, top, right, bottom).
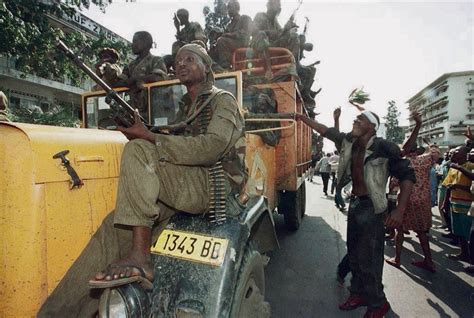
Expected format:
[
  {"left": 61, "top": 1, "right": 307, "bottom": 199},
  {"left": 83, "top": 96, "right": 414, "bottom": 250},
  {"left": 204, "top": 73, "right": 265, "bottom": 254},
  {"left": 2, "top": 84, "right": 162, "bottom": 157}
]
[
  {"left": 95, "top": 255, "right": 154, "bottom": 282},
  {"left": 385, "top": 257, "right": 400, "bottom": 268}
]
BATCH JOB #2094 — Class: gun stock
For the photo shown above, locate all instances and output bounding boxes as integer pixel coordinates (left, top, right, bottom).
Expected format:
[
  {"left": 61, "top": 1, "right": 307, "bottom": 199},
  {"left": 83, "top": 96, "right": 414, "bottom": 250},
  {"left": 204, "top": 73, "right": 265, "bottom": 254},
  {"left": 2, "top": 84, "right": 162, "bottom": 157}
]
[{"left": 56, "top": 40, "right": 144, "bottom": 128}]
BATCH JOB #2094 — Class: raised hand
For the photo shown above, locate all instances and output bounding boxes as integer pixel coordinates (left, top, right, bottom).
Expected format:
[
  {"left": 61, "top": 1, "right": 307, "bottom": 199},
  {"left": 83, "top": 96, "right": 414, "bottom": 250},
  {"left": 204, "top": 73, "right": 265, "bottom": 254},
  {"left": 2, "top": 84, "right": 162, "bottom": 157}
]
[
  {"left": 333, "top": 107, "right": 341, "bottom": 120},
  {"left": 412, "top": 111, "right": 422, "bottom": 126},
  {"left": 463, "top": 126, "right": 473, "bottom": 140}
]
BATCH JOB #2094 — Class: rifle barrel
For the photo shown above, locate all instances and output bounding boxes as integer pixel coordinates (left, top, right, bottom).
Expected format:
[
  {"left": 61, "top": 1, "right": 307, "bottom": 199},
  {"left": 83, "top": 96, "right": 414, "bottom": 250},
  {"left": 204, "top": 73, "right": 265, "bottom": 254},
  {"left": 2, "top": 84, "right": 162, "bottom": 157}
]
[{"left": 56, "top": 40, "right": 139, "bottom": 120}]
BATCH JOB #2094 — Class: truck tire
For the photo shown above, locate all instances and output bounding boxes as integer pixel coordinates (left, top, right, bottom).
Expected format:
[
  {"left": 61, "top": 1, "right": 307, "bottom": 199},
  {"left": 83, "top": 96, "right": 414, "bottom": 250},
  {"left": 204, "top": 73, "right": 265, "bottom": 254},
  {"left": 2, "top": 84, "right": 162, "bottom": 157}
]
[
  {"left": 230, "top": 246, "right": 270, "bottom": 318},
  {"left": 280, "top": 184, "right": 305, "bottom": 231},
  {"left": 300, "top": 181, "right": 306, "bottom": 219}
]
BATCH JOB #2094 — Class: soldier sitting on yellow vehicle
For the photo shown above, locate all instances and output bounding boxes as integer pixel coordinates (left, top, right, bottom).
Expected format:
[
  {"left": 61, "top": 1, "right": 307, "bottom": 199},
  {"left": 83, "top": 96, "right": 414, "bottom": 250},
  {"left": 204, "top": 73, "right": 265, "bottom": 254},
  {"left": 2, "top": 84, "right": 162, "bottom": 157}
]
[{"left": 38, "top": 43, "right": 246, "bottom": 317}]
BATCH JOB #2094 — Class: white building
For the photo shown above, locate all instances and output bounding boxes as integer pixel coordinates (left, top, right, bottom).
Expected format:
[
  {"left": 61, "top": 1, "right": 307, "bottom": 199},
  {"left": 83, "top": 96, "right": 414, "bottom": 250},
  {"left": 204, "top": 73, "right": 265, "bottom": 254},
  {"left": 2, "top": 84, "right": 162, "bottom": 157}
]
[
  {"left": 0, "top": 10, "right": 129, "bottom": 117},
  {"left": 406, "top": 71, "right": 474, "bottom": 149}
]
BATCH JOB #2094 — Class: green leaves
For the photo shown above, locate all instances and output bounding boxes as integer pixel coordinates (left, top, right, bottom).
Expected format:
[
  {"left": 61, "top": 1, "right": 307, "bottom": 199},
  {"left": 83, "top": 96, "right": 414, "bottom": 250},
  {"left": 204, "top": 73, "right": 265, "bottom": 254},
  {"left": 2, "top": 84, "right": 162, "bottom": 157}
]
[
  {"left": 384, "top": 100, "right": 404, "bottom": 144},
  {"left": 0, "top": 0, "right": 129, "bottom": 87},
  {"left": 348, "top": 87, "right": 371, "bottom": 105}
]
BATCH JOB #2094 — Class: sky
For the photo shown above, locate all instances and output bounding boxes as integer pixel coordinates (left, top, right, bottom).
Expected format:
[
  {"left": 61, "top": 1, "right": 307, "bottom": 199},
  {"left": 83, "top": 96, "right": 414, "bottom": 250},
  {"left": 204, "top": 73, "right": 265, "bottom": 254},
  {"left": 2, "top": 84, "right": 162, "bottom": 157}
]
[{"left": 82, "top": 0, "right": 473, "bottom": 151}]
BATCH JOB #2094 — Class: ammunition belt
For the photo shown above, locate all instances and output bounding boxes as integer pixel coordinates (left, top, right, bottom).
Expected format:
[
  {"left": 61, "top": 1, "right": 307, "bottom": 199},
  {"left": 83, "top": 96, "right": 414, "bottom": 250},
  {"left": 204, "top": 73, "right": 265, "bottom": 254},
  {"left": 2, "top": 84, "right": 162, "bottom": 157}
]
[{"left": 196, "top": 96, "right": 227, "bottom": 224}]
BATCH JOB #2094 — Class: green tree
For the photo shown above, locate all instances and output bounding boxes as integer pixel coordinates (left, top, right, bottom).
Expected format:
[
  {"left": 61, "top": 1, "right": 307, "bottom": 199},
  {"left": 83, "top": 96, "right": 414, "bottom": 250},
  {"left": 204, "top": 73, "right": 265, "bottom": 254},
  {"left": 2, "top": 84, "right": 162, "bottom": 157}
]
[
  {"left": 384, "top": 100, "right": 404, "bottom": 144},
  {"left": 203, "top": 0, "right": 230, "bottom": 43},
  {"left": 0, "top": 0, "right": 130, "bottom": 87}
]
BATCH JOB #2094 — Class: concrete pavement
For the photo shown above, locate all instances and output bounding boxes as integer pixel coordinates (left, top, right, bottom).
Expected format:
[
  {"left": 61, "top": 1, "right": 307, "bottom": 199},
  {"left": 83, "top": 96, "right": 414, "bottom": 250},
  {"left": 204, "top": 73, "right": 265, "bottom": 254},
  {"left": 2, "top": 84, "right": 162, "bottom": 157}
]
[{"left": 265, "top": 179, "right": 474, "bottom": 318}]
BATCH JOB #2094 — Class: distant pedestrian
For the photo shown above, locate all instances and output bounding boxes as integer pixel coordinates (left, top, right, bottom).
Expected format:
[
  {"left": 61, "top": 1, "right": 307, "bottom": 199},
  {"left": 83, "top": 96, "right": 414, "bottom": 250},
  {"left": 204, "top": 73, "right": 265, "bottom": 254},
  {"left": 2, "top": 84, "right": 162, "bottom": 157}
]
[
  {"left": 443, "top": 146, "right": 474, "bottom": 262},
  {"left": 308, "top": 152, "right": 319, "bottom": 182},
  {"left": 329, "top": 150, "right": 339, "bottom": 195},
  {"left": 316, "top": 153, "right": 331, "bottom": 195}
]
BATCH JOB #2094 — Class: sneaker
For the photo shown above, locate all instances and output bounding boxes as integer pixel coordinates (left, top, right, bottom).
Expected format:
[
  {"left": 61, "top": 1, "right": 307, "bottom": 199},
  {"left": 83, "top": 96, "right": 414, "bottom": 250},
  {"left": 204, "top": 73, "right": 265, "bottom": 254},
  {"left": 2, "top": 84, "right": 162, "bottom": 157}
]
[
  {"left": 447, "top": 253, "right": 470, "bottom": 262},
  {"left": 441, "top": 232, "right": 455, "bottom": 239},
  {"left": 363, "top": 302, "right": 390, "bottom": 318},
  {"left": 464, "top": 265, "right": 474, "bottom": 274},
  {"left": 339, "top": 295, "right": 367, "bottom": 311}
]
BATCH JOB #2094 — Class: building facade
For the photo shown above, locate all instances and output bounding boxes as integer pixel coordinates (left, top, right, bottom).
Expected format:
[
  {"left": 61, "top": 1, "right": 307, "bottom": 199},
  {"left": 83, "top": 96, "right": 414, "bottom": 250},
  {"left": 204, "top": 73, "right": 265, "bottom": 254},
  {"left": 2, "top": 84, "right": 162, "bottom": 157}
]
[
  {"left": 0, "top": 10, "right": 129, "bottom": 118},
  {"left": 406, "top": 71, "right": 474, "bottom": 149}
]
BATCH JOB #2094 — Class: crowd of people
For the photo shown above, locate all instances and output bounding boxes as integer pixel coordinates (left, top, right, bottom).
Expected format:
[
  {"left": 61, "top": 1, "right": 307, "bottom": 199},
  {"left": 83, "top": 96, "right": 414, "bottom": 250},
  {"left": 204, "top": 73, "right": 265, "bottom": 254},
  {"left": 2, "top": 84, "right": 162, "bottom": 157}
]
[{"left": 302, "top": 108, "right": 474, "bottom": 317}]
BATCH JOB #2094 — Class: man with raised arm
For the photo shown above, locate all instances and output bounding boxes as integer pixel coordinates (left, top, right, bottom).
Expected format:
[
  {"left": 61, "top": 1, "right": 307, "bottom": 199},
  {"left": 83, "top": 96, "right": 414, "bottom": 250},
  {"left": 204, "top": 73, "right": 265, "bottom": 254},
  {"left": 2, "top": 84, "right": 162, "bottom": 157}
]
[
  {"left": 38, "top": 44, "right": 246, "bottom": 317},
  {"left": 295, "top": 111, "right": 415, "bottom": 318}
]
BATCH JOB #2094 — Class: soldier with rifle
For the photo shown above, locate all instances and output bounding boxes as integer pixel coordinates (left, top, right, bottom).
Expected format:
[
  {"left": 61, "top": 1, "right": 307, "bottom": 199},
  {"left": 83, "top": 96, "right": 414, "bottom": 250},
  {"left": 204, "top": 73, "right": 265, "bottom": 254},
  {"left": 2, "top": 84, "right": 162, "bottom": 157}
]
[
  {"left": 39, "top": 43, "right": 246, "bottom": 317},
  {"left": 210, "top": 0, "right": 252, "bottom": 70},
  {"left": 251, "top": 0, "right": 301, "bottom": 79},
  {"left": 116, "top": 31, "right": 168, "bottom": 121}
]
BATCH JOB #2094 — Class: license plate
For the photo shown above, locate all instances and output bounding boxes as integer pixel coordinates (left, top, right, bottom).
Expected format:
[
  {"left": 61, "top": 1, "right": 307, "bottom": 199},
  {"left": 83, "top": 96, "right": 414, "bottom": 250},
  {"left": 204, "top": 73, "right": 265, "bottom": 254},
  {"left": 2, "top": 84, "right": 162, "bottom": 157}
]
[{"left": 150, "top": 229, "right": 229, "bottom": 266}]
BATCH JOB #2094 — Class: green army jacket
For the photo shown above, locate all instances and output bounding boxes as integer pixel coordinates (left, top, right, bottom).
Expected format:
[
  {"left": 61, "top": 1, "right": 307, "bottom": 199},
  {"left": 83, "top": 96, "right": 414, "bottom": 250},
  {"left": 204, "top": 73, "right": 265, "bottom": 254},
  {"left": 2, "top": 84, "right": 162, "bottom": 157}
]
[{"left": 154, "top": 86, "right": 247, "bottom": 193}]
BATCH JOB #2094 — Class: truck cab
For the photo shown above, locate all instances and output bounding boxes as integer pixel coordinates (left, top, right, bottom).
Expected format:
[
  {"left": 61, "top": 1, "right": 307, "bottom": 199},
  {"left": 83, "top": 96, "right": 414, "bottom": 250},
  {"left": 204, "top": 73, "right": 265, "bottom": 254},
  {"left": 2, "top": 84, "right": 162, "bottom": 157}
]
[{"left": 0, "top": 49, "right": 311, "bottom": 317}]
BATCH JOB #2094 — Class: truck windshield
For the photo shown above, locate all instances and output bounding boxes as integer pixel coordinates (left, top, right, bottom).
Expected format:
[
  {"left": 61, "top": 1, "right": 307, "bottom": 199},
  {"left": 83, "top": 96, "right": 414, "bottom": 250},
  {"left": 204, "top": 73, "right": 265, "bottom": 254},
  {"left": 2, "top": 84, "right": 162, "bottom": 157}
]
[{"left": 83, "top": 76, "right": 238, "bottom": 129}]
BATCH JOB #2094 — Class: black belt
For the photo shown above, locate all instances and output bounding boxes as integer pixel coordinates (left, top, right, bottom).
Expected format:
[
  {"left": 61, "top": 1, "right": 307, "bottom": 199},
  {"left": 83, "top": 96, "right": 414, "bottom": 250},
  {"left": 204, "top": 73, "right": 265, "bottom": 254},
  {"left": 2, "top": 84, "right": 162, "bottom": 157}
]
[{"left": 350, "top": 194, "right": 370, "bottom": 201}]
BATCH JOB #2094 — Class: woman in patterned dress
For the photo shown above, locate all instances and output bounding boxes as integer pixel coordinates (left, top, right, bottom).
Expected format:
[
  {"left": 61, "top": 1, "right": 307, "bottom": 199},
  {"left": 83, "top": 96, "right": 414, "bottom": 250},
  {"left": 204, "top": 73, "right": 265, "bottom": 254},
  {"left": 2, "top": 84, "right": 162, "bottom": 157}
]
[{"left": 386, "top": 145, "right": 441, "bottom": 272}]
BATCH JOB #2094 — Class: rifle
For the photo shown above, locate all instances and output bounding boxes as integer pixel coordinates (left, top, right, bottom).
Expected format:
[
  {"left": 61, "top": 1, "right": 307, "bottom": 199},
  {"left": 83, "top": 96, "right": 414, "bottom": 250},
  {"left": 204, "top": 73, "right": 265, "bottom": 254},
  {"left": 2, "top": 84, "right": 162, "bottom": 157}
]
[
  {"left": 56, "top": 40, "right": 145, "bottom": 128},
  {"left": 284, "top": 0, "right": 303, "bottom": 32}
]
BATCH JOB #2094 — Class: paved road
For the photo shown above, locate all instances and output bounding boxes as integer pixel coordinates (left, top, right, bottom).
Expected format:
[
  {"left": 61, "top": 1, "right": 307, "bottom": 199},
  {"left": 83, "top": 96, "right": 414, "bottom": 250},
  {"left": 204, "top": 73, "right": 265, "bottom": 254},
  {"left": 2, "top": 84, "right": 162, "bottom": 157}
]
[{"left": 265, "top": 179, "right": 474, "bottom": 318}]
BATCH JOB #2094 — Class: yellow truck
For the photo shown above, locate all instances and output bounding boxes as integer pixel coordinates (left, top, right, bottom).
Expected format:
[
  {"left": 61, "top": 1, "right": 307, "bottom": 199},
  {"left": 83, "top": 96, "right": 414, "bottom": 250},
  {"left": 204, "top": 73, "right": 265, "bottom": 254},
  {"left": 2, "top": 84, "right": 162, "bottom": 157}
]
[{"left": 0, "top": 47, "right": 311, "bottom": 317}]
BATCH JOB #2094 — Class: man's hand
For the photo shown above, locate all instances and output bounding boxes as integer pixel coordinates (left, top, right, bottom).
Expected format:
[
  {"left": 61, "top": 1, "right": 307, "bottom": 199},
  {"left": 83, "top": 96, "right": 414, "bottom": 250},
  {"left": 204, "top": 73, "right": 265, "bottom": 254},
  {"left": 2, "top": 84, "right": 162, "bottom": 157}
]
[
  {"left": 173, "top": 14, "right": 180, "bottom": 31},
  {"left": 463, "top": 126, "right": 473, "bottom": 140},
  {"left": 333, "top": 107, "right": 341, "bottom": 121},
  {"left": 449, "top": 162, "right": 462, "bottom": 171},
  {"left": 385, "top": 206, "right": 404, "bottom": 228},
  {"left": 412, "top": 111, "right": 422, "bottom": 126},
  {"left": 118, "top": 109, "right": 155, "bottom": 142}
]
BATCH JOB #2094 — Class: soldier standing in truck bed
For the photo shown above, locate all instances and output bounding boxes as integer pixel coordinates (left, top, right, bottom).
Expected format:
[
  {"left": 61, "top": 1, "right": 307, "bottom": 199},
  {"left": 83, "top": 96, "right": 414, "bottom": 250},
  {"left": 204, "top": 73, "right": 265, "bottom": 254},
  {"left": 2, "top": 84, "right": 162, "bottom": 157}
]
[
  {"left": 116, "top": 31, "right": 167, "bottom": 120},
  {"left": 38, "top": 43, "right": 247, "bottom": 317}
]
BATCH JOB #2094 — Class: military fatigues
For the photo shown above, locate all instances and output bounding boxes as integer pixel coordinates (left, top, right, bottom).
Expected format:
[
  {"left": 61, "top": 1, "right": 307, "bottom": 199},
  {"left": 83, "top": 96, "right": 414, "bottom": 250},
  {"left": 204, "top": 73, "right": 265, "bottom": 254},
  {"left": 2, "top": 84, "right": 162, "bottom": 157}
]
[
  {"left": 251, "top": 12, "right": 300, "bottom": 62},
  {"left": 172, "top": 22, "right": 207, "bottom": 56},
  {"left": 211, "top": 14, "right": 252, "bottom": 69},
  {"left": 38, "top": 84, "right": 246, "bottom": 317},
  {"left": 122, "top": 53, "right": 167, "bottom": 117},
  {"left": 0, "top": 110, "right": 10, "bottom": 122}
]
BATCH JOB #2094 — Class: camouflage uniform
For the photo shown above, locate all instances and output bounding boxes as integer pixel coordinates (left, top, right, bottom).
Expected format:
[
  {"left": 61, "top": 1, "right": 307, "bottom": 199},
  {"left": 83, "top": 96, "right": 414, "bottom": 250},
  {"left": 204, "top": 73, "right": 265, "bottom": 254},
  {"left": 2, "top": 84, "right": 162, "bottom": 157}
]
[
  {"left": 172, "top": 22, "right": 207, "bottom": 56},
  {"left": 0, "top": 110, "right": 9, "bottom": 122},
  {"left": 0, "top": 91, "right": 10, "bottom": 122},
  {"left": 38, "top": 65, "right": 246, "bottom": 317},
  {"left": 251, "top": 11, "right": 300, "bottom": 62},
  {"left": 211, "top": 14, "right": 252, "bottom": 69},
  {"left": 122, "top": 53, "right": 167, "bottom": 117}
]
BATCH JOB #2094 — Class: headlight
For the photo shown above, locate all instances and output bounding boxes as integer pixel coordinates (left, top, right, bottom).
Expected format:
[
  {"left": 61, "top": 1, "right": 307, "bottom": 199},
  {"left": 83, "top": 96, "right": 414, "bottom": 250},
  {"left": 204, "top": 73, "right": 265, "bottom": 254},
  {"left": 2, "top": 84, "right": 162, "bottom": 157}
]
[
  {"left": 99, "top": 288, "right": 128, "bottom": 318},
  {"left": 98, "top": 283, "right": 150, "bottom": 318}
]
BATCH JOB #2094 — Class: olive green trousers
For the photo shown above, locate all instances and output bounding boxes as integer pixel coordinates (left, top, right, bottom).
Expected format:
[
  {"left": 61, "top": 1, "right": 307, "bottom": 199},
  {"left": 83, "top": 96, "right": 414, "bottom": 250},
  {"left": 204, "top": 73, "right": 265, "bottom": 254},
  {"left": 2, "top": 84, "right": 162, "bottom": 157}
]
[{"left": 38, "top": 139, "right": 210, "bottom": 317}]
